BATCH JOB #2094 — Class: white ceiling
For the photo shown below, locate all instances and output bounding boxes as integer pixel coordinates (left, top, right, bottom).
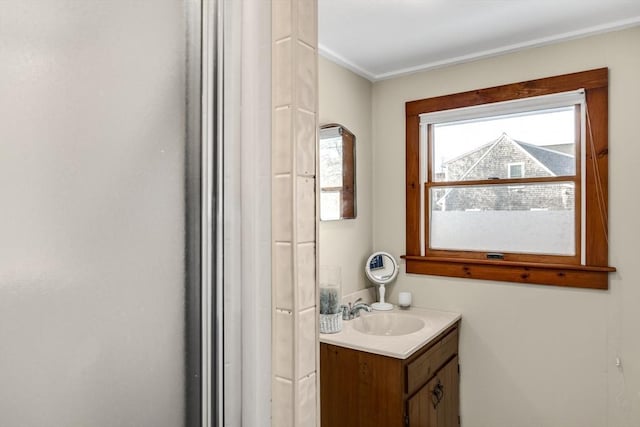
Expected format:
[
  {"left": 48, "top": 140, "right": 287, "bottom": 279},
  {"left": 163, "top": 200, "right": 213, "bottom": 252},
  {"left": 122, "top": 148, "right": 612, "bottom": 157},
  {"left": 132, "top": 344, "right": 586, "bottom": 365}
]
[{"left": 319, "top": 0, "right": 640, "bottom": 81}]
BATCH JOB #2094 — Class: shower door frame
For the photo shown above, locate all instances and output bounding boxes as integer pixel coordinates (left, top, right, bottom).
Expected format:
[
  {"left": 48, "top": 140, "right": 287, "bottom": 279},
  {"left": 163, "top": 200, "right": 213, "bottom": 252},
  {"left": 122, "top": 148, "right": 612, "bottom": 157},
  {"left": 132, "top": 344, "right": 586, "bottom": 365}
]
[{"left": 186, "top": 1, "right": 224, "bottom": 427}]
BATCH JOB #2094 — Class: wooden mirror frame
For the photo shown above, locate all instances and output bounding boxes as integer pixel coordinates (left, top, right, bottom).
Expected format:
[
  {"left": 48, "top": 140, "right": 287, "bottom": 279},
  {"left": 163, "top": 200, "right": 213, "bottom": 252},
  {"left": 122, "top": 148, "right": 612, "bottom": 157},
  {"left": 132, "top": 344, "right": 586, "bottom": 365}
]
[{"left": 319, "top": 123, "right": 356, "bottom": 220}]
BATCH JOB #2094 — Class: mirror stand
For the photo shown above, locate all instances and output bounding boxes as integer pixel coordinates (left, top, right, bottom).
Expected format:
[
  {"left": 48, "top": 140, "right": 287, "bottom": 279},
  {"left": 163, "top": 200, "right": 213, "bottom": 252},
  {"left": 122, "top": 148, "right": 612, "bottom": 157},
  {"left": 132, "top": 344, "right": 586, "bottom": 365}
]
[
  {"left": 365, "top": 251, "right": 399, "bottom": 311},
  {"left": 371, "top": 283, "right": 393, "bottom": 311}
]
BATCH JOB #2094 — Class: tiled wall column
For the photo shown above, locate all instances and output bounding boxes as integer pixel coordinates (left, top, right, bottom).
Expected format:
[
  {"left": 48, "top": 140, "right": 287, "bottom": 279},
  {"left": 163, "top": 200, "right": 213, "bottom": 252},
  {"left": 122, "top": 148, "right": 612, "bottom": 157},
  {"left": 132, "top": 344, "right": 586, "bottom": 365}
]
[{"left": 272, "top": 0, "right": 318, "bottom": 426}]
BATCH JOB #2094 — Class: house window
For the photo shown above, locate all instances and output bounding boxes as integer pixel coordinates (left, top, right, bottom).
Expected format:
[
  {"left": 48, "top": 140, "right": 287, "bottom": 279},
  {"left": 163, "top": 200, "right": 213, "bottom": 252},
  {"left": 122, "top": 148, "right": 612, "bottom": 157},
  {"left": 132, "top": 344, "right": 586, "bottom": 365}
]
[
  {"left": 507, "top": 162, "right": 525, "bottom": 178},
  {"left": 404, "top": 69, "right": 615, "bottom": 289}
]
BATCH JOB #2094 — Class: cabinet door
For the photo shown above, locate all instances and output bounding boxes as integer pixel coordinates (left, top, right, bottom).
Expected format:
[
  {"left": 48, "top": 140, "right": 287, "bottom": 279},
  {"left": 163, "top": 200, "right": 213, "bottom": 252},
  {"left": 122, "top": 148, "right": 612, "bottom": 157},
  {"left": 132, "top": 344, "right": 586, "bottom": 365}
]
[
  {"left": 408, "top": 375, "right": 438, "bottom": 427},
  {"left": 407, "top": 356, "right": 459, "bottom": 427},
  {"left": 437, "top": 356, "right": 460, "bottom": 427}
]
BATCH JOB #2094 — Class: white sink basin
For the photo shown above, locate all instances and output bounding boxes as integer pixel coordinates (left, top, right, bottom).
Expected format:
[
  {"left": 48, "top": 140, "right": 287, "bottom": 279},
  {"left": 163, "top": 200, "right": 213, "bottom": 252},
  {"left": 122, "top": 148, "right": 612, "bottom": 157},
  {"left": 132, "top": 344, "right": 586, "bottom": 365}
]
[
  {"left": 320, "top": 306, "right": 461, "bottom": 359},
  {"left": 352, "top": 312, "right": 425, "bottom": 336}
]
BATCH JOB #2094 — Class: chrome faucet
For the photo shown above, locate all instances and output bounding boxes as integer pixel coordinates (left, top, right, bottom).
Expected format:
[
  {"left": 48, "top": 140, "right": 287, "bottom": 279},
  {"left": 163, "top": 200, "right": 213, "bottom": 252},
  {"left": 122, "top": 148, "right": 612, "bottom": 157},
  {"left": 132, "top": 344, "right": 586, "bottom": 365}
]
[{"left": 341, "top": 298, "right": 372, "bottom": 320}]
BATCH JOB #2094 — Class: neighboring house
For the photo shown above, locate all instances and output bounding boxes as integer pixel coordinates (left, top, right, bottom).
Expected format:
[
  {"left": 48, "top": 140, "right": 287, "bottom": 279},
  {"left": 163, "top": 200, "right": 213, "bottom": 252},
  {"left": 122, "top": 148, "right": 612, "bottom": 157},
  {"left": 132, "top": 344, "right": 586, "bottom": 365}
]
[{"left": 435, "top": 133, "right": 575, "bottom": 211}]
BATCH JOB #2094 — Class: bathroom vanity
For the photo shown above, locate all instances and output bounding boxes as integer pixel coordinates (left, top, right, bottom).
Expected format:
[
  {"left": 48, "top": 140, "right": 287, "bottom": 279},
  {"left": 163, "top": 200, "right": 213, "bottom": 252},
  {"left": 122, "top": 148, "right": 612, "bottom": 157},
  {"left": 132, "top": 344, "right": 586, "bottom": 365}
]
[{"left": 320, "top": 308, "right": 461, "bottom": 427}]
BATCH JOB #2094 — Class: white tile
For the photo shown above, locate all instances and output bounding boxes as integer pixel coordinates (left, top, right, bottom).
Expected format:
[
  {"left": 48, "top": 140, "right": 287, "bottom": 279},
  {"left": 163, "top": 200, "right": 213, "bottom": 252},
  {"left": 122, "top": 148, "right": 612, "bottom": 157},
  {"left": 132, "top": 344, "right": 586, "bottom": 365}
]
[
  {"left": 274, "top": 40, "right": 293, "bottom": 108},
  {"left": 297, "top": 0, "right": 317, "bottom": 48},
  {"left": 274, "top": 310, "right": 294, "bottom": 379},
  {"left": 297, "top": 243, "right": 316, "bottom": 310},
  {"left": 298, "top": 373, "right": 317, "bottom": 427},
  {"left": 296, "top": 42, "right": 316, "bottom": 113},
  {"left": 272, "top": 0, "right": 292, "bottom": 41},
  {"left": 273, "top": 175, "right": 292, "bottom": 242},
  {"left": 273, "top": 107, "right": 292, "bottom": 175},
  {"left": 296, "top": 177, "right": 315, "bottom": 243},
  {"left": 297, "top": 307, "right": 317, "bottom": 378},
  {"left": 273, "top": 377, "right": 294, "bottom": 427},
  {"left": 295, "top": 109, "right": 316, "bottom": 177},
  {"left": 274, "top": 243, "right": 294, "bottom": 311},
  {"left": 272, "top": 2, "right": 318, "bottom": 426}
]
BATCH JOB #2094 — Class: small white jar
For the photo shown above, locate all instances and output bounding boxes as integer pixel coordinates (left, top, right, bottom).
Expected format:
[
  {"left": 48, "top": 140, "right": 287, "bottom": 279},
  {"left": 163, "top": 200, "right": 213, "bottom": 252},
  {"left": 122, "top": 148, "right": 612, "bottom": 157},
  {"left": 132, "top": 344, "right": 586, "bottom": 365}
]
[{"left": 398, "top": 292, "right": 412, "bottom": 309}]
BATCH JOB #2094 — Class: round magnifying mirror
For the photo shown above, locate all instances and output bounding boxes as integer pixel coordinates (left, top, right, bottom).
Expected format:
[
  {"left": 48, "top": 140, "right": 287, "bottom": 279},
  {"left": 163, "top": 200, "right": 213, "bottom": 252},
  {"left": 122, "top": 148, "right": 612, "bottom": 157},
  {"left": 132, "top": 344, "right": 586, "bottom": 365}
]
[{"left": 365, "top": 252, "right": 398, "bottom": 311}]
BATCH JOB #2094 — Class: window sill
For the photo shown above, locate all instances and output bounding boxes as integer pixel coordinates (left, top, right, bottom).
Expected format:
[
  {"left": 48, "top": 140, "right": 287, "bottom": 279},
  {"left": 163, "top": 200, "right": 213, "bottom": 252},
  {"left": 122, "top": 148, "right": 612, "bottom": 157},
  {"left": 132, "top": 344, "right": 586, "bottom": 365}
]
[{"left": 402, "top": 256, "right": 616, "bottom": 290}]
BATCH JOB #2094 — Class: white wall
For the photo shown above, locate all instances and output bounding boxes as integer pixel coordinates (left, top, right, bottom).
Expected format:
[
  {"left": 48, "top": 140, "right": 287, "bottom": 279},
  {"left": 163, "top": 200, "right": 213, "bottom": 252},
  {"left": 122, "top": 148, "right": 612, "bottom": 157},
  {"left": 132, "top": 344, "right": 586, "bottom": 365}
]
[
  {"left": 319, "top": 57, "right": 373, "bottom": 297},
  {"left": 372, "top": 28, "right": 640, "bottom": 427}
]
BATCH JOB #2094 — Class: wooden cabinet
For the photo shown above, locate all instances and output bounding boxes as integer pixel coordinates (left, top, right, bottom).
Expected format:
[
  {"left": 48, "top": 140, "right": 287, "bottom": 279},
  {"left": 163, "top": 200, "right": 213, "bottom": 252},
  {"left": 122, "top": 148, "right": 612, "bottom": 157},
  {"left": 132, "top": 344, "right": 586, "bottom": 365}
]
[
  {"left": 408, "top": 356, "right": 459, "bottom": 427},
  {"left": 320, "top": 322, "right": 460, "bottom": 427}
]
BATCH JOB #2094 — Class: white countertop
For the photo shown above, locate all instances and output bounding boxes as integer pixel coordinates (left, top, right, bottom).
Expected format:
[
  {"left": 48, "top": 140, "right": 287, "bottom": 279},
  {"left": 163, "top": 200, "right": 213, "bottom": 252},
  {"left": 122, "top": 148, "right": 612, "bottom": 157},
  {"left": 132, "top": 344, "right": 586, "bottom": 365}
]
[{"left": 319, "top": 307, "right": 461, "bottom": 359}]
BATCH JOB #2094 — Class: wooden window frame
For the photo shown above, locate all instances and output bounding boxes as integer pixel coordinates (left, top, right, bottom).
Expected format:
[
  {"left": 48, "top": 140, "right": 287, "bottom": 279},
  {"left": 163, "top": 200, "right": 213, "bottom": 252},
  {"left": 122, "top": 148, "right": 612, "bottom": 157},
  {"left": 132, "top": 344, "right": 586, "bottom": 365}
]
[{"left": 404, "top": 68, "right": 615, "bottom": 289}]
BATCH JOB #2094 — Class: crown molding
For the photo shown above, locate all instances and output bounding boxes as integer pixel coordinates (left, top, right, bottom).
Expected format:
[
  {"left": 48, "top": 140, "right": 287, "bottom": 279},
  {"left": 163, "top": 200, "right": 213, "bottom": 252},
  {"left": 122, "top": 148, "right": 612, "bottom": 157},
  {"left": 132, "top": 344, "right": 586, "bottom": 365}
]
[{"left": 321, "top": 16, "right": 640, "bottom": 82}]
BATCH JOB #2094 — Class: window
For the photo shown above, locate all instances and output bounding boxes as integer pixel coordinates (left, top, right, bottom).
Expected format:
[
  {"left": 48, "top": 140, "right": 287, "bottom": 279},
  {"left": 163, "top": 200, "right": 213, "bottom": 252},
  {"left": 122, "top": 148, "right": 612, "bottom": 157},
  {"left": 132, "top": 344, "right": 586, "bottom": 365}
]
[
  {"left": 508, "top": 162, "right": 525, "bottom": 179},
  {"left": 404, "top": 69, "right": 615, "bottom": 289}
]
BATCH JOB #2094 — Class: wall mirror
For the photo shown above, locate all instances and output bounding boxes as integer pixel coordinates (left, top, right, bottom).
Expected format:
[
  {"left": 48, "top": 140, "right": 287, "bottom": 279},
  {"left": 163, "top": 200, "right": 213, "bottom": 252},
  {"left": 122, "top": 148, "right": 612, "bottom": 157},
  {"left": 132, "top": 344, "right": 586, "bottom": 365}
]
[{"left": 319, "top": 123, "right": 356, "bottom": 221}]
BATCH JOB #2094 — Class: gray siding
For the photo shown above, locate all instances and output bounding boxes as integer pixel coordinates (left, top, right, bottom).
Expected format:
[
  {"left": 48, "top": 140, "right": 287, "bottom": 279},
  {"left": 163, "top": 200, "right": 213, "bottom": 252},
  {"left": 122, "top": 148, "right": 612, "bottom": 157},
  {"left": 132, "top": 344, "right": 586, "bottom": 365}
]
[{"left": 436, "top": 134, "right": 575, "bottom": 211}]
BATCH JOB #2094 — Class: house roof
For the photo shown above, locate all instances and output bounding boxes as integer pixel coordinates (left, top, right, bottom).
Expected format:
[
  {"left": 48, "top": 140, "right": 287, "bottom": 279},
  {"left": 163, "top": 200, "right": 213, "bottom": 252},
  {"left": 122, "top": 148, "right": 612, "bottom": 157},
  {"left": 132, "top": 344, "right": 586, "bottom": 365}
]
[
  {"left": 436, "top": 134, "right": 576, "bottom": 208},
  {"left": 514, "top": 140, "right": 574, "bottom": 176},
  {"left": 443, "top": 133, "right": 575, "bottom": 178}
]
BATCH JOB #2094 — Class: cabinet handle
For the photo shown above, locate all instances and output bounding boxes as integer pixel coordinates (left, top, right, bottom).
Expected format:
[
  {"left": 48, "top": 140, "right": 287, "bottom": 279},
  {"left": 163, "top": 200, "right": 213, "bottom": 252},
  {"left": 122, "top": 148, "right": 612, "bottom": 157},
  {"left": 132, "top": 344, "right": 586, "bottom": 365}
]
[{"left": 431, "top": 381, "right": 445, "bottom": 409}]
